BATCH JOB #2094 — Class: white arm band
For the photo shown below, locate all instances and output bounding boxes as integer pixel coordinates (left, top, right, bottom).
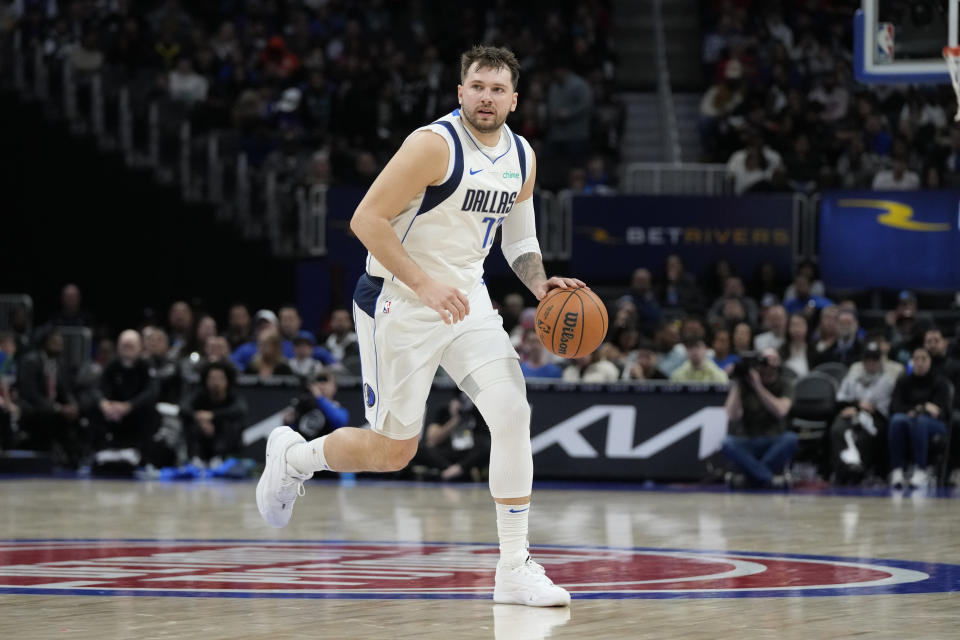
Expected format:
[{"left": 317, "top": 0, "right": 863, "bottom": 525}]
[{"left": 500, "top": 197, "right": 541, "bottom": 266}]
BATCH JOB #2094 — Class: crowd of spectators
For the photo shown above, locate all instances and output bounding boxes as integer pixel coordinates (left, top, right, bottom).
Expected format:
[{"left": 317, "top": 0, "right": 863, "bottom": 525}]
[
  {"left": 0, "top": 283, "right": 355, "bottom": 476},
  {"left": 2, "top": 0, "right": 620, "bottom": 191},
  {"left": 700, "top": 0, "right": 960, "bottom": 194},
  {"left": 505, "top": 254, "right": 960, "bottom": 488},
  {"left": 1, "top": 262, "right": 959, "bottom": 487}
]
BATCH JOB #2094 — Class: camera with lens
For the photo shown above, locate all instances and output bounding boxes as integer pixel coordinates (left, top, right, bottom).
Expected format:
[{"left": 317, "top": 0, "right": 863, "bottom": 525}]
[{"left": 730, "top": 351, "right": 766, "bottom": 380}]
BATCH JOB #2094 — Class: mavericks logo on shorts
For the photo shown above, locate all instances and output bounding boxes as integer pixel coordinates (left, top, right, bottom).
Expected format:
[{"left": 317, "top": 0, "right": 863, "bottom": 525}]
[{"left": 364, "top": 383, "right": 376, "bottom": 408}]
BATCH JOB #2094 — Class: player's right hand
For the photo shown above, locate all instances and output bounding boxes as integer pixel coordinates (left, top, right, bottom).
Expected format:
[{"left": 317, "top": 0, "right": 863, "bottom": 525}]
[{"left": 414, "top": 279, "right": 470, "bottom": 324}]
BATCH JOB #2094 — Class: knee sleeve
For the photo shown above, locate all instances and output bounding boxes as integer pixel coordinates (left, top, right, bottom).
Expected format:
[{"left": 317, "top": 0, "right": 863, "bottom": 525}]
[{"left": 461, "top": 358, "right": 533, "bottom": 499}]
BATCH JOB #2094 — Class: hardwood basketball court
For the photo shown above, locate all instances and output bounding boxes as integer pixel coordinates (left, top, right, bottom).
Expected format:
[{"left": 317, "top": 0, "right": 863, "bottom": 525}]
[{"left": 0, "top": 479, "right": 957, "bottom": 639}]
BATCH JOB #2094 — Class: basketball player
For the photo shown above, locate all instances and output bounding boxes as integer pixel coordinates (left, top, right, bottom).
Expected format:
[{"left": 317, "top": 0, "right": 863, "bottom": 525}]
[{"left": 257, "top": 46, "right": 584, "bottom": 607}]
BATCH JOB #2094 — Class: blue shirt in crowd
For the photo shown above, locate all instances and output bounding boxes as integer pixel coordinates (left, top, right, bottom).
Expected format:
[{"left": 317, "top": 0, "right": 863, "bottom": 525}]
[{"left": 520, "top": 361, "right": 563, "bottom": 379}]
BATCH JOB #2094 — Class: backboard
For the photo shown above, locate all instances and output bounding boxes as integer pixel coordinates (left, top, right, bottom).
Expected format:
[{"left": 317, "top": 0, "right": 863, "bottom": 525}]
[{"left": 855, "top": 0, "right": 958, "bottom": 84}]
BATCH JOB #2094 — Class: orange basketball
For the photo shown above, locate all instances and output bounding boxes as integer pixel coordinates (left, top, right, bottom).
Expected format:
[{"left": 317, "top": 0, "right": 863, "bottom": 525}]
[{"left": 535, "top": 287, "right": 608, "bottom": 359}]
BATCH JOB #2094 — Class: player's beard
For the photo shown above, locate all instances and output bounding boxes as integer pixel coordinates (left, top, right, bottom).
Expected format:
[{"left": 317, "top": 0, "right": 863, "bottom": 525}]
[{"left": 462, "top": 104, "right": 507, "bottom": 134}]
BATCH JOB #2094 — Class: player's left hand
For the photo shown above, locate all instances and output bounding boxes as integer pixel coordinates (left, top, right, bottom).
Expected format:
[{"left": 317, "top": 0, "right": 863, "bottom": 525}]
[{"left": 534, "top": 276, "right": 586, "bottom": 301}]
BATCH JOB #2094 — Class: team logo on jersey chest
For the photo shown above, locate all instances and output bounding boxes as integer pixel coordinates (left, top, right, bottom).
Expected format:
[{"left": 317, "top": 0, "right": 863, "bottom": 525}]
[{"left": 461, "top": 189, "right": 518, "bottom": 214}]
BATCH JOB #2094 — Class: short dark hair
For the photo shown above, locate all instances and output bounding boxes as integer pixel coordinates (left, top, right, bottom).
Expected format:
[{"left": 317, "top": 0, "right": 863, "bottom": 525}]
[
  {"left": 202, "top": 361, "right": 236, "bottom": 387},
  {"left": 460, "top": 45, "right": 520, "bottom": 90}
]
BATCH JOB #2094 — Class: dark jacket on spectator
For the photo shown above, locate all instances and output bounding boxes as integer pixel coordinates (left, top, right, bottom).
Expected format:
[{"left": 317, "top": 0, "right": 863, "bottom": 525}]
[
  {"left": 16, "top": 351, "right": 75, "bottom": 417},
  {"left": 889, "top": 371, "right": 951, "bottom": 419},
  {"left": 812, "top": 337, "right": 863, "bottom": 368},
  {"left": 182, "top": 388, "right": 248, "bottom": 460},
  {"left": 99, "top": 358, "right": 159, "bottom": 410}
]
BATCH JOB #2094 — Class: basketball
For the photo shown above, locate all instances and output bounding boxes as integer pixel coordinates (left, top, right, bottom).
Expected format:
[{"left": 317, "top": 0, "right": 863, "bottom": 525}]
[{"left": 535, "top": 287, "right": 608, "bottom": 359}]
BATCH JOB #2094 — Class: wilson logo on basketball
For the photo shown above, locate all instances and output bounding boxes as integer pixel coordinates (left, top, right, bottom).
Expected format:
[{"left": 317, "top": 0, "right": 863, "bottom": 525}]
[{"left": 557, "top": 312, "right": 579, "bottom": 355}]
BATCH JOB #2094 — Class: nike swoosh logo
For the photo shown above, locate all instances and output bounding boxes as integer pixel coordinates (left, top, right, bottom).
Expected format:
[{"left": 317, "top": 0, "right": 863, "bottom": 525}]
[
  {"left": 508, "top": 508, "right": 529, "bottom": 513},
  {"left": 469, "top": 168, "right": 483, "bottom": 175}
]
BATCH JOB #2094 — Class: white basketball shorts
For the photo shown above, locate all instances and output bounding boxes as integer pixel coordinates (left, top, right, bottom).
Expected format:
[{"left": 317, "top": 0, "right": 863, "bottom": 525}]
[{"left": 352, "top": 273, "right": 518, "bottom": 440}]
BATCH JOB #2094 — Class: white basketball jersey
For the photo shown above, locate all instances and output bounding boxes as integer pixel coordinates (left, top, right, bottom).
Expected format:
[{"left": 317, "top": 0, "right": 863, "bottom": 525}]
[{"left": 365, "top": 109, "right": 533, "bottom": 294}]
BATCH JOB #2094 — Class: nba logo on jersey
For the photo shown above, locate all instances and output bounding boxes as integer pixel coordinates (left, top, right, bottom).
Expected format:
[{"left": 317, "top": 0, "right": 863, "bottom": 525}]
[{"left": 382, "top": 300, "right": 392, "bottom": 314}]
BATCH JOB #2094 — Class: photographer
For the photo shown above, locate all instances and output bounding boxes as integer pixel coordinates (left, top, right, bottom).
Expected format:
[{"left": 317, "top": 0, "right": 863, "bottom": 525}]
[
  {"left": 721, "top": 347, "right": 797, "bottom": 488},
  {"left": 414, "top": 393, "right": 491, "bottom": 481},
  {"left": 284, "top": 372, "right": 349, "bottom": 441},
  {"left": 887, "top": 347, "right": 951, "bottom": 489}
]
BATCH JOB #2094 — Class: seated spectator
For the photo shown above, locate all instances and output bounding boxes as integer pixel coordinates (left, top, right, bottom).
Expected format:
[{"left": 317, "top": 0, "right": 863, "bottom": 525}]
[
  {"left": 849, "top": 330, "right": 905, "bottom": 380},
  {"left": 142, "top": 326, "right": 182, "bottom": 404},
  {"left": 718, "top": 298, "right": 748, "bottom": 330},
  {"left": 731, "top": 321, "right": 754, "bottom": 360},
  {"left": 872, "top": 155, "right": 920, "bottom": 191},
  {"left": 658, "top": 254, "right": 704, "bottom": 314},
  {"left": 168, "top": 57, "right": 209, "bottom": 105},
  {"left": 780, "top": 313, "right": 811, "bottom": 378},
  {"left": 178, "top": 314, "right": 217, "bottom": 361},
  {"left": 285, "top": 371, "right": 350, "bottom": 441},
  {"left": 887, "top": 348, "right": 951, "bottom": 489},
  {"left": 562, "top": 345, "right": 621, "bottom": 383},
  {"left": 836, "top": 135, "right": 880, "bottom": 189},
  {"left": 783, "top": 275, "right": 832, "bottom": 317},
  {"left": 670, "top": 336, "right": 729, "bottom": 383},
  {"left": 278, "top": 305, "right": 336, "bottom": 366},
  {"left": 885, "top": 291, "right": 929, "bottom": 348},
  {"left": 783, "top": 260, "right": 826, "bottom": 303},
  {"left": 245, "top": 328, "right": 294, "bottom": 377},
  {"left": 754, "top": 304, "right": 787, "bottom": 352},
  {"left": 829, "top": 342, "right": 897, "bottom": 484},
  {"left": 811, "top": 304, "right": 839, "bottom": 347},
  {"left": 15, "top": 328, "right": 81, "bottom": 464},
  {"left": 624, "top": 339, "right": 668, "bottom": 381},
  {"left": 653, "top": 321, "right": 687, "bottom": 376},
  {"left": 323, "top": 308, "right": 358, "bottom": 363},
  {"left": 0, "top": 332, "right": 19, "bottom": 449},
  {"left": 621, "top": 268, "right": 662, "bottom": 333},
  {"left": 519, "top": 330, "right": 563, "bottom": 379},
  {"left": 167, "top": 301, "right": 194, "bottom": 354},
  {"left": 91, "top": 330, "right": 161, "bottom": 470},
  {"left": 500, "top": 293, "right": 525, "bottom": 335},
  {"left": 232, "top": 309, "right": 280, "bottom": 370},
  {"left": 700, "top": 59, "right": 744, "bottom": 155},
  {"left": 923, "top": 328, "right": 951, "bottom": 373},
  {"left": 0, "top": 330, "right": 16, "bottom": 378},
  {"left": 225, "top": 303, "right": 252, "bottom": 350},
  {"left": 813, "top": 308, "right": 862, "bottom": 367},
  {"left": 510, "top": 307, "right": 537, "bottom": 349},
  {"left": 289, "top": 332, "right": 325, "bottom": 380},
  {"left": 182, "top": 362, "right": 248, "bottom": 464},
  {"left": 47, "top": 283, "right": 94, "bottom": 328},
  {"left": 721, "top": 348, "right": 797, "bottom": 488},
  {"left": 711, "top": 328, "right": 739, "bottom": 373},
  {"left": 709, "top": 276, "right": 759, "bottom": 328},
  {"left": 414, "top": 393, "right": 491, "bottom": 481},
  {"left": 726, "top": 136, "right": 783, "bottom": 195}
]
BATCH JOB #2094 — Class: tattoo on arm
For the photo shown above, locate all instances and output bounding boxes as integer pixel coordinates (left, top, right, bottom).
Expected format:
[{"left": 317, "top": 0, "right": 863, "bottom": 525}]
[{"left": 511, "top": 252, "right": 547, "bottom": 292}]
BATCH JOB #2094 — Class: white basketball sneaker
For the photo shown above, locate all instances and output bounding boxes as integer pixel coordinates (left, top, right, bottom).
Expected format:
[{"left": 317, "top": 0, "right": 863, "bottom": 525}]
[
  {"left": 493, "top": 550, "right": 571, "bottom": 607},
  {"left": 256, "top": 426, "right": 313, "bottom": 528}
]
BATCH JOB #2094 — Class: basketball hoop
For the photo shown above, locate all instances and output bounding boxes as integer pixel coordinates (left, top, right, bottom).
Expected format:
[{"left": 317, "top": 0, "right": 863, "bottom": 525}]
[{"left": 944, "top": 46, "right": 960, "bottom": 121}]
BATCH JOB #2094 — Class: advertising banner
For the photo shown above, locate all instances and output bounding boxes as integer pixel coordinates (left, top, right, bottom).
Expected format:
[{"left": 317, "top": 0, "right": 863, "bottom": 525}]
[
  {"left": 819, "top": 191, "right": 959, "bottom": 290},
  {"left": 237, "top": 379, "right": 728, "bottom": 481},
  {"left": 570, "top": 195, "right": 796, "bottom": 279}
]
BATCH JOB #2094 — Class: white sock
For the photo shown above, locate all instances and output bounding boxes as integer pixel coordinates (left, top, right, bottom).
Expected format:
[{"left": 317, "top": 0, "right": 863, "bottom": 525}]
[
  {"left": 496, "top": 501, "right": 529, "bottom": 563},
  {"left": 285, "top": 435, "right": 332, "bottom": 474}
]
